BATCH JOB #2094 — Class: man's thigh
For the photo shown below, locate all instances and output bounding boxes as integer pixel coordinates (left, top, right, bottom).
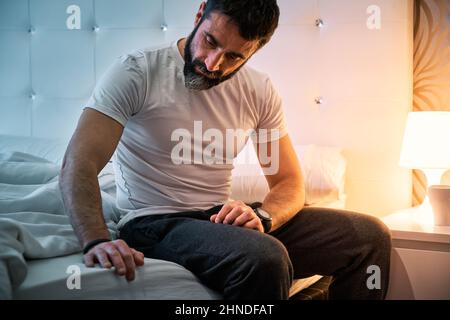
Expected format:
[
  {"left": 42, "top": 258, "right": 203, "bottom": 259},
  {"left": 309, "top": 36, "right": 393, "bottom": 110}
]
[
  {"left": 119, "top": 212, "right": 291, "bottom": 290},
  {"left": 270, "top": 207, "right": 390, "bottom": 279}
]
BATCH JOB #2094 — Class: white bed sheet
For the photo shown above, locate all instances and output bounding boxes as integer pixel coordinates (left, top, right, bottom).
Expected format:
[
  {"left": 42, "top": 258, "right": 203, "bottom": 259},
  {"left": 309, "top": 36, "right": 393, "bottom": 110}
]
[
  {"left": 14, "top": 262, "right": 324, "bottom": 300},
  {"left": 13, "top": 254, "right": 327, "bottom": 300},
  {"left": 13, "top": 255, "right": 221, "bottom": 300}
]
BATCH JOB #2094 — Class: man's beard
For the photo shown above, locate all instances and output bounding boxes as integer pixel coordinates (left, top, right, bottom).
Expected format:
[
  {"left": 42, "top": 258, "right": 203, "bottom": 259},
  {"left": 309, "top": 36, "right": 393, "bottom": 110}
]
[{"left": 183, "top": 27, "right": 244, "bottom": 90}]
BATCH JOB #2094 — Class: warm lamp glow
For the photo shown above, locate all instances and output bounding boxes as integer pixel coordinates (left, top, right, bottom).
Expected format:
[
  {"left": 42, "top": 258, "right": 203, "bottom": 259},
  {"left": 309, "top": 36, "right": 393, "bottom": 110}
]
[
  {"left": 400, "top": 112, "right": 450, "bottom": 171},
  {"left": 399, "top": 112, "right": 450, "bottom": 224}
]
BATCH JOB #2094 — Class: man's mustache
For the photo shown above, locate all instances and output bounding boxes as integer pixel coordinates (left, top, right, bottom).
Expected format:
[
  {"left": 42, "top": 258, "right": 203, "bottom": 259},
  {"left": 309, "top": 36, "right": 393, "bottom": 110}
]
[{"left": 191, "top": 60, "right": 224, "bottom": 79}]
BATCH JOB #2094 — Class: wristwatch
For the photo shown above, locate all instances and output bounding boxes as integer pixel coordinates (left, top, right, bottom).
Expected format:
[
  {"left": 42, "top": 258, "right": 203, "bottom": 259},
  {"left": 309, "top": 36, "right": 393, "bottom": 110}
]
[{"left": 251, "top": 203, "right": 273, "bottom": 233}]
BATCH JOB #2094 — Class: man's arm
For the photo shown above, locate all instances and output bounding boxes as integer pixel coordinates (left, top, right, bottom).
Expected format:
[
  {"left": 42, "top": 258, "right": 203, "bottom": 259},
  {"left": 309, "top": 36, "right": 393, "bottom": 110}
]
[
  {"left": 59, "top": 108, "right": 144, "bottom": 281},
  {"left": 211, "top": 135, "right": 305, "bottom": 233},
  {"left": 257, "top": 135, "right": 305, "bottom": 231}
]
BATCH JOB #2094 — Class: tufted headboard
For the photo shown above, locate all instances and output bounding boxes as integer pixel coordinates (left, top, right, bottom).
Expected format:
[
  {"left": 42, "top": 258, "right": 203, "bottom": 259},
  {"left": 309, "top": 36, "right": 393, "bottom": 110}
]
[
  {"left": 0, "top": 0, "right": 414, "bottom": 217},
  {"left": 0, "top": 0, "right": 200, "bottom": 138}
]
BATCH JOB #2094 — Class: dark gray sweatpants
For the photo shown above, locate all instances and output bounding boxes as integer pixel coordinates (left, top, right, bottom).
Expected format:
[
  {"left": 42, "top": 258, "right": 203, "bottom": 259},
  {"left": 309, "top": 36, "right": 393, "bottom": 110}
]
[{"left": 119, "top": 206, "right": 391, "bottom": 300}]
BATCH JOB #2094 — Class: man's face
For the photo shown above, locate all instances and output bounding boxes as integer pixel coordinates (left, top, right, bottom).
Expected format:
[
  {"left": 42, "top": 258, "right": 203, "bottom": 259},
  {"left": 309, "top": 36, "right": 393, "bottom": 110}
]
[{"left": 184, "top": 12, "right": 259, "bottom": 90}]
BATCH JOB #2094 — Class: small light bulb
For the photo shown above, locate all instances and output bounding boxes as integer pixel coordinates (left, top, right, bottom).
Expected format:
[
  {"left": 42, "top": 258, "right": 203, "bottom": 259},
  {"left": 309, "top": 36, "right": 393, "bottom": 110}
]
[
  {"left": 315, "top": 97, "right": 323, "bottom": 105},
  {"left": 315, "top": 19, "right": 324, "bottom": 28}
]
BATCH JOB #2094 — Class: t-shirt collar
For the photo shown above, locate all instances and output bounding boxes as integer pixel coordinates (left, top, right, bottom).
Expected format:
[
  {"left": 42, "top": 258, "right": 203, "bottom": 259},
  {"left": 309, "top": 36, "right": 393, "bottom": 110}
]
[{"left": 172, "top": 39, "right": 186, "bottom": 68}]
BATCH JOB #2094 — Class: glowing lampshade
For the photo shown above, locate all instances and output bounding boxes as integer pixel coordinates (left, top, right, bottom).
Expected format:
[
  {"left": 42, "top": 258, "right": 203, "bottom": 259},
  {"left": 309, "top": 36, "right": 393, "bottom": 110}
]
[{"left": 400, "top": 112, "right": 450, "bottom": 186}]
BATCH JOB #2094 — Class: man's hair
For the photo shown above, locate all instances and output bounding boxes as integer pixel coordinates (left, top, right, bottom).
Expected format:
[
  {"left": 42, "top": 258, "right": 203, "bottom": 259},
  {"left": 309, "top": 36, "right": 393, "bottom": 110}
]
[{"left": 203, "top": 0, "right": 280, "bottom": 48}]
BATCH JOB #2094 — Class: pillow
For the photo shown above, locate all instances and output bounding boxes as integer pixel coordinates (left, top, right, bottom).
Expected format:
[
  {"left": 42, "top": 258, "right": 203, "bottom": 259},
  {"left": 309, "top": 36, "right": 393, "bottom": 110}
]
[
  {"left": 0, "top": 135, "right": 347, "bottom": 206},
  {"left": 0, "top": 135, "right": 68, "bottom": 165},
  {"left": 231, "top": 142, "right": 347, "bottom": 206},
  {"left": 0, "top": 135, "right": 114, "bottom": 176}
]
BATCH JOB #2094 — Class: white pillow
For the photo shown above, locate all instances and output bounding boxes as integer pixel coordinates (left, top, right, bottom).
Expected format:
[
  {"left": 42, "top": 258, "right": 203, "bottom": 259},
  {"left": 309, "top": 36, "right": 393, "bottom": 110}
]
[
  {"left": 0, "top": 135, "right": 347, "bottom": 206},
  {"left": 0, "top": 135, "right": 68, "bottom": 165},
  {"left": 0, "top": 135, "right": 115, "bottom": 176},
  {"left": 231, "top": 142, "right": 347, "bottom": 205}
]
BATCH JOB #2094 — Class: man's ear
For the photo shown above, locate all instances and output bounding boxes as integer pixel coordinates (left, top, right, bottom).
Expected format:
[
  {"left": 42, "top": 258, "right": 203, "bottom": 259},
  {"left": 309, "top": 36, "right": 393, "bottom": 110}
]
[{"left": 195, "top": 1, "right": 207, "bottom": 26}]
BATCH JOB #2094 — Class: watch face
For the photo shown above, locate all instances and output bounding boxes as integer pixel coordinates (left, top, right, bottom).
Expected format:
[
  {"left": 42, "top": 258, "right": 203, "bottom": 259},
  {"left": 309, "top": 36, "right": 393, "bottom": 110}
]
[{"left": 257, "top": 208, "right": 272, "bottom": 220}]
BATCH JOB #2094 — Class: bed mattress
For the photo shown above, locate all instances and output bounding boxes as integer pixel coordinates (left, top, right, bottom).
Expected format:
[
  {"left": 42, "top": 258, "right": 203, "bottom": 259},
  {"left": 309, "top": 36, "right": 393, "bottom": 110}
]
[
  {"left": 13, "top": 254, "right": 221, "bottom": 300},
  {"left": 13, "top": 254, "right": 323, "bottom": 300}
]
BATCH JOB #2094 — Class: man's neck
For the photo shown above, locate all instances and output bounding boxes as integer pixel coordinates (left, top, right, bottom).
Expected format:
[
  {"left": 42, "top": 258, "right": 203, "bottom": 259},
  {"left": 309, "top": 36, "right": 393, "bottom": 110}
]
[{"left": 177, "top": 38, "right": 186, "bottom": 62}]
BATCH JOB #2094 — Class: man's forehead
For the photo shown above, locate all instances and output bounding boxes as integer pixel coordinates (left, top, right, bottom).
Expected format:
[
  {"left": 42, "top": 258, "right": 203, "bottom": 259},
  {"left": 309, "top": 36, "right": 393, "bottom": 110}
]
[{"left": 202, "top": 12, "right": 259, "bottom": 56}]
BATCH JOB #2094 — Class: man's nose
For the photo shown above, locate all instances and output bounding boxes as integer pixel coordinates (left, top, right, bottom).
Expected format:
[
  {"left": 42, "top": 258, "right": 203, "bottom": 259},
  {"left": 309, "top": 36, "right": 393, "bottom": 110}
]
[{"left": 205, "top": 51, "right": 224, "bottom": 72}]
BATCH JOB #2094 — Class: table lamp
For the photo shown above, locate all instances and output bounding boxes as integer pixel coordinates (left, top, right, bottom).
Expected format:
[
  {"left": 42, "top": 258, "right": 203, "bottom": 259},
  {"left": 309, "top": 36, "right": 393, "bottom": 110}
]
[{"left": 399, "top": 112, "right": 450, "bottom": 224}]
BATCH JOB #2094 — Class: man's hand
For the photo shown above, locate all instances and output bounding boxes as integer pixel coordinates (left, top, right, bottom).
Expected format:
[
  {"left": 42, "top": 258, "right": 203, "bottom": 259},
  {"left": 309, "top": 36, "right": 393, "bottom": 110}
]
[
  {"left": 83, "top": 239, "right": 145, "bottom": 281},
  {"left": 210, "top": 201, "right": 264, "bottom": 233}
]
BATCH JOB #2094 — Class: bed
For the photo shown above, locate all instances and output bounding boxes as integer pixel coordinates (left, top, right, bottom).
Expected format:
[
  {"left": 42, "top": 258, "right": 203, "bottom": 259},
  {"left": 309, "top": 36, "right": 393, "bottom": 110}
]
[{"left": 0, "top": 134, "right": 347, "bottom": 300}]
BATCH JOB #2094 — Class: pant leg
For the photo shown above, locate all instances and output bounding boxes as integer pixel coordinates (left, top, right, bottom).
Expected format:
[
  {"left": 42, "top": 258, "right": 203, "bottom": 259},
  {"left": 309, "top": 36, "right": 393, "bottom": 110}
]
[
  {"left": 270, "top": 207, "right": 392, "bottom": 300},
  {"left": 119, "top": 211, "right": 294, "bottom": 300}
]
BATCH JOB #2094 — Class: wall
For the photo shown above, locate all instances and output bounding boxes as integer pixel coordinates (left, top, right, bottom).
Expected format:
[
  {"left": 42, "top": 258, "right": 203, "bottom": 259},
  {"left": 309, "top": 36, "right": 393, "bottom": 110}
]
[
  {"left": 250, "top": 0, "right": 414, "bottom": 216},
  {"left": 0, "top": 0, "right": 414, "bottom": 217}
]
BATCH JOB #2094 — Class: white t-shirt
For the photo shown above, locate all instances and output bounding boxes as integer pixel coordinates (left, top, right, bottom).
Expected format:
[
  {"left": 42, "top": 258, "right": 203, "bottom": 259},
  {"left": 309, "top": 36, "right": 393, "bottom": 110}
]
[{"left": 85, "top": 41, "right": 287, "bottom": 228}]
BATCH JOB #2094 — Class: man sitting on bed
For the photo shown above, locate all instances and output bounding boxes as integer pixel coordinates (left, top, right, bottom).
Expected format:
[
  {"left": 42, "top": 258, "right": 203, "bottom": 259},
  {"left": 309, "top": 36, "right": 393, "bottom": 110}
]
[{"left": 59, "top": 0, "right": 391, "bottom": 300}]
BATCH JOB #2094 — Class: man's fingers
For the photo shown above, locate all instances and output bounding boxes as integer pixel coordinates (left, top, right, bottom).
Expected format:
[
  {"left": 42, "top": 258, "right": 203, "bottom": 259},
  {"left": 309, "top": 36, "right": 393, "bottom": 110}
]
[
  {"left": 116, "top": 242, "right": 137, "bottom": 281},
  {"left": 223, "top": 207, "right": 245, "bottom": 225},
  {"left": 243, "top": 219, "right": 264, "bottom": 233},
  {"left": 95, "top": 249, "right": 112, "bottom": 269},
  {"left": 132, "top": 249, "right": 145, "bottom": 266},
  {"left": 212, "top": 202, "right": 257, "bottom": 228},
  {"left": 103, "top": 245, "right": 126, "bottom": 276},
  {"left": 232, "top": 210, "right": 254, "bottom": 226},
  {"left": 82, "top": 240, "right": 143, "bottom": 281},
  {"left": 215, "top": 203, "right": 233, "bottom": 223},
  {"left": 83, "top": 252, "right": 95, "bottom": 267}
]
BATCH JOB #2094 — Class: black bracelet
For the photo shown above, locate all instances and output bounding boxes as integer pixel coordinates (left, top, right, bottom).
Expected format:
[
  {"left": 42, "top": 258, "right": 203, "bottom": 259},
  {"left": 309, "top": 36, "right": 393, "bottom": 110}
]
[{"left": 82, "top": 239, "right": 111, "bottom": 254}]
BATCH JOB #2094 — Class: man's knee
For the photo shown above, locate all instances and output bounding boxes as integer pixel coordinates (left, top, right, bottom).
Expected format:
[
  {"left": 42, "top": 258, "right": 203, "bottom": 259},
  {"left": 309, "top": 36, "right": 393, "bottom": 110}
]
[
  {"left": 351, "top": 214, "right": 392, "bottom": 254},
  {"left": 229, "top": 235, "right": 293, "bottom": 299},
  {"left": 244, "top": 235, "right": 294, "bottom": 281}
]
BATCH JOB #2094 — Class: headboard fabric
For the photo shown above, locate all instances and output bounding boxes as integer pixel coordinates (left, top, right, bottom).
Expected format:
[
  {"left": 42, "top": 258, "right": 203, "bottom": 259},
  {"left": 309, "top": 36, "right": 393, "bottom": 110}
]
[{"left": 0, "top": 0, "right": 414, "bottom": 217}]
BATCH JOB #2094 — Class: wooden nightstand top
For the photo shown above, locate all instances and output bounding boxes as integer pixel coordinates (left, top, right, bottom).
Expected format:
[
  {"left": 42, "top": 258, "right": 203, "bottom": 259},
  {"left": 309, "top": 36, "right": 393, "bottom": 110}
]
[{"left": 381, "top": 207, "right": 450, "bottom": 245}]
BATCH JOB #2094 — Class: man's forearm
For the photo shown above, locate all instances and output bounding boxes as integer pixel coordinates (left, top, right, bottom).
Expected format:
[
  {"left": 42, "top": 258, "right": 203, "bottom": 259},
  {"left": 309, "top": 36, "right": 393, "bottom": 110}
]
[
  {"left": 261, "top": 180, "right": 305, "bottom": 232},
  {"left": 59, "top": 160, "right": 110, "bottom": 247}
]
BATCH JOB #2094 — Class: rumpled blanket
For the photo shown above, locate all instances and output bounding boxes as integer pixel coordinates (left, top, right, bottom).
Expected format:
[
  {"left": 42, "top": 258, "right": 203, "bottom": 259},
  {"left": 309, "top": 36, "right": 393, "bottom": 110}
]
[{"left": 0, "top": 152, "right": 124, "bottom": 299}]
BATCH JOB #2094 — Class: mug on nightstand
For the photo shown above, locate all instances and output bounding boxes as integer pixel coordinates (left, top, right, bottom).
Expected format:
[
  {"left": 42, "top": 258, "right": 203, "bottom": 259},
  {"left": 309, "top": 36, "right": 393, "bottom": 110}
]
[{"left": 428, "top": 185, "right": 450, "bottom": 226}]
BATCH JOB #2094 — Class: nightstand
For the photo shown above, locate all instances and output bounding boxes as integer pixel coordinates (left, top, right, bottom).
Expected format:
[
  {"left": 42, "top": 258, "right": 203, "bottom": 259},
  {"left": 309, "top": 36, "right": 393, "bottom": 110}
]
[{"left": 381, "top": 207, "right": 450, "bottom": 300}]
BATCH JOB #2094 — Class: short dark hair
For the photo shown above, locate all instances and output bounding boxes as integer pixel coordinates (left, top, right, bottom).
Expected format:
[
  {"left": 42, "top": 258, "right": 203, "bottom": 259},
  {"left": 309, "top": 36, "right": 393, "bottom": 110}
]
[{"left": 203, "top": 0, "right": 280, "bottom": 48}]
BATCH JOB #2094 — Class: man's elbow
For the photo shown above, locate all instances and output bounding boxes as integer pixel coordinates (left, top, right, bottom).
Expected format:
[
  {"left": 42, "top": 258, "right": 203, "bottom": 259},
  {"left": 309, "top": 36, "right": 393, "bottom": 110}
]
[
  {"left": 295, "top": 183, "right": 306, "bottom": 212},
  {"left": 59, "top": 154, "right": 90, "bottom": 185},
  {"left": 59, "top": 152, "right": 77, "bottom": 182}
]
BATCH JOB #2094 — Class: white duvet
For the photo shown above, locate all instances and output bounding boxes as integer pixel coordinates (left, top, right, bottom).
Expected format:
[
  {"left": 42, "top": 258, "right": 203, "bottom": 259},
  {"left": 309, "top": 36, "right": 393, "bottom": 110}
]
[{"left": 0, "top": 151, "right": 121, "bottom": 299}]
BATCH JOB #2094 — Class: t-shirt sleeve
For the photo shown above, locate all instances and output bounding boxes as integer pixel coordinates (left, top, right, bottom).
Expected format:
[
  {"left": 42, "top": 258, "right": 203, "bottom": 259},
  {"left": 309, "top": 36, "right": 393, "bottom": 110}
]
[
  {"left": 84, "top": 53, "right": 147, "bottom": 126},
  {"left": 254, "top": 77, "right": 288, "bottom": 143}
]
